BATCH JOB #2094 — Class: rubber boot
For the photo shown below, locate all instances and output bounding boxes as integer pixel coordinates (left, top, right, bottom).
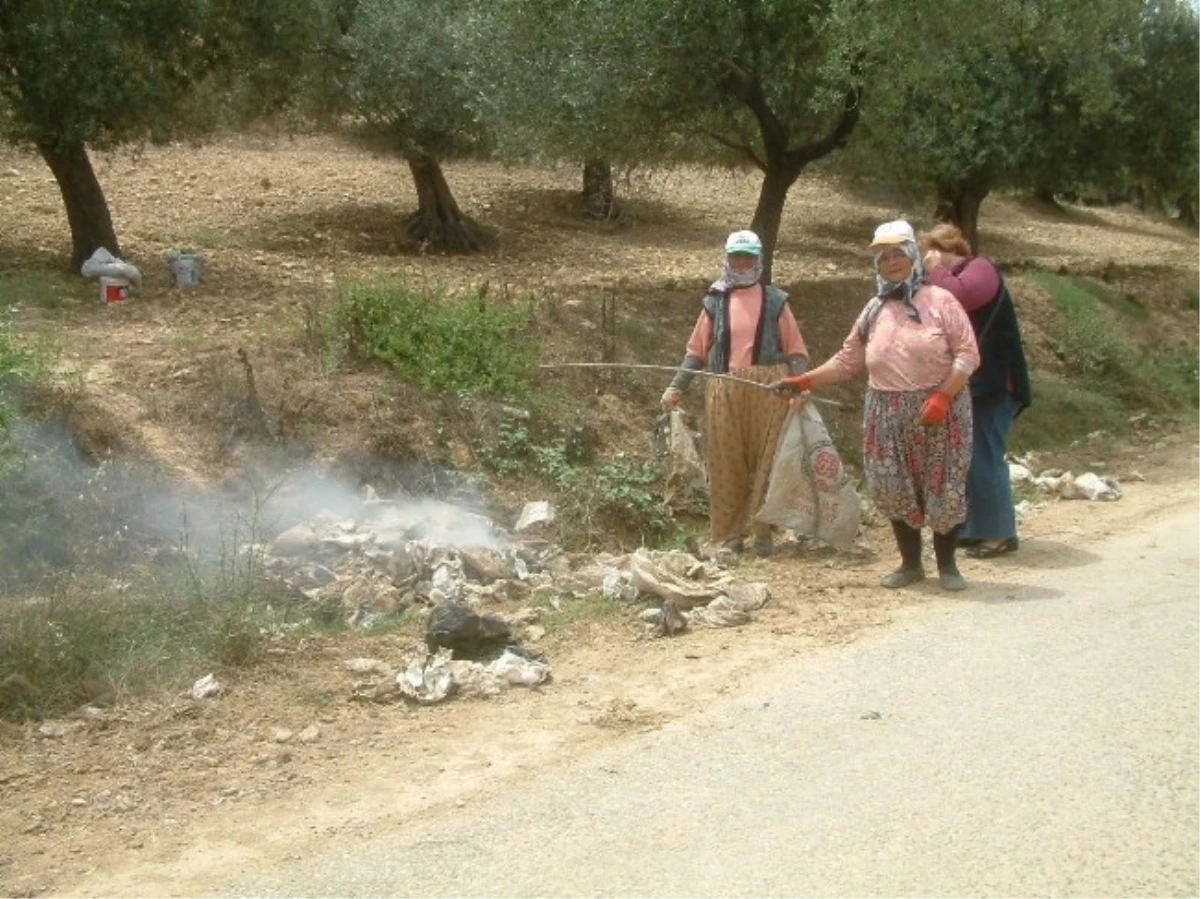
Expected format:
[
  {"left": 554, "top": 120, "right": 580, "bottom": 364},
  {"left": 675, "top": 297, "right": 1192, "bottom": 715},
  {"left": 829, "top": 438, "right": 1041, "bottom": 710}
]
[
  {"left": 882, "top": 520, "right": 925, "bottom": 588},
  {"left": 751, "top": 523, "right": 774, "bottom": 557},
  {"left": 933, "top": 526, "right": 967, "bottom": 591}
]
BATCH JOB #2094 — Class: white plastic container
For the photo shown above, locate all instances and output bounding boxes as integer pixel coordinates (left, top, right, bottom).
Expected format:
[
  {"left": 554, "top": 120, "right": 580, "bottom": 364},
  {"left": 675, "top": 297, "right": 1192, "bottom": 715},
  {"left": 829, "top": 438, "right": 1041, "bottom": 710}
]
[{"left": 167, "top": 250, "right": 204, "bottom": 287}]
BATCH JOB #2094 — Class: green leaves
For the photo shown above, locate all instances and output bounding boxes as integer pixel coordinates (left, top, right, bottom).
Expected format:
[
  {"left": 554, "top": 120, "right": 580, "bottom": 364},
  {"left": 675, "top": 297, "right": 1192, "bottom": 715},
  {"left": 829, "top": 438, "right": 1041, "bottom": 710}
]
[{"left": 336, "top": 277, "right": 539, "bottom": 398}]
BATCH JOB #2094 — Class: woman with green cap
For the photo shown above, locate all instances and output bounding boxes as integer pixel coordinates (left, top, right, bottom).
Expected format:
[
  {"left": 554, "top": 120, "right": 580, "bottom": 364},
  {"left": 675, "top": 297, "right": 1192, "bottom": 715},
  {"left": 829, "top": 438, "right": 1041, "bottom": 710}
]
[{"left": 661, "top": 229, "right": 809, "bottom": 557}]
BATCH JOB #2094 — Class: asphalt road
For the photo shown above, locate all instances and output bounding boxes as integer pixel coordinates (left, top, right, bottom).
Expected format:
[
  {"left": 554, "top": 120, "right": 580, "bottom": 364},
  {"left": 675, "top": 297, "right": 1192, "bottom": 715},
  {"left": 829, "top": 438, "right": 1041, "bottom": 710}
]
[{"left": 228, "top": 506, "right": 1199, "bottom": 898}]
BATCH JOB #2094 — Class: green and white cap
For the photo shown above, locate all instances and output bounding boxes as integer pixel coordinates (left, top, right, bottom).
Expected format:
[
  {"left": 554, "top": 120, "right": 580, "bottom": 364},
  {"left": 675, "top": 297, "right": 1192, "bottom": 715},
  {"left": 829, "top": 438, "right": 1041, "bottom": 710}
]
[{"left": 724, "top": 229, "right": 763, "bottom": 256}]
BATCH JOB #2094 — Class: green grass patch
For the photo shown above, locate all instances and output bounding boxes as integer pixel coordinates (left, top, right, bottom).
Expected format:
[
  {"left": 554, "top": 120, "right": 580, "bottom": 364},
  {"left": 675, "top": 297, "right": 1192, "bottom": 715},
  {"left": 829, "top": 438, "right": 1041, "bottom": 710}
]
[
  {"left": 191, "top": 226, "right": 241, "bottom": 250},
  {"left": 335, "top": 277, "right": 539, "bottom": 398},
  {"left": 0, "top": 272, "right": 85, "bottom": 310},
  {"left": 0, "top": 562, "right": 281, "bottom": 721},
  {"left": 534, "top": 592, "right": 624, "bottom": 635},
  {"left": 1012, "top": 374, "right": 1129, "bottom": 451},
  {"left": 1015, "top": 270, "right": 1198, "bottom": 450}
]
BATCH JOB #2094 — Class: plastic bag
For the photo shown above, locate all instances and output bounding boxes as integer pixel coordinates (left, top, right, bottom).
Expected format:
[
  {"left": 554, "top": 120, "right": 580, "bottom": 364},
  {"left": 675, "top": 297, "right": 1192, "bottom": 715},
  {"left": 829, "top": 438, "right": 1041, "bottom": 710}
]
[
  {"left": 755, "top": 404, "right": 861, "bottom": 552},
  {"left": 80, "top": 247, "right": 143, "bottom": 285},
  {"left": 653, "top": 409, "right": 708, "bottom": 512}
]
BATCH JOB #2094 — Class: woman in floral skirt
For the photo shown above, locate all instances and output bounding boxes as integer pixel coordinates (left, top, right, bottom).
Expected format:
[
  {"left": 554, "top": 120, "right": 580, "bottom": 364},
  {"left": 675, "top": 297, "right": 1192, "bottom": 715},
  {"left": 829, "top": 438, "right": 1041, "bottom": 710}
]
[{"left": 770, "top": 220, "right": 979, "bottom": 590}]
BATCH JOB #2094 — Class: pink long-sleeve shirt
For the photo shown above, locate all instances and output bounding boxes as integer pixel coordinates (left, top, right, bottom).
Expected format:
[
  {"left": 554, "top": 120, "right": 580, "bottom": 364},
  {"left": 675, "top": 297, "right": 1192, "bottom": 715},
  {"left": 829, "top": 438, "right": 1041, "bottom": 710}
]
[
  {"left": 925, "top": 256, "right": 1001, "bottom": 313},
  {"left": 683, "top": 284, "right": 808, "bottom": 365},
  {"left": 831, "top": 284, "right": 979, "bottom": 391}
]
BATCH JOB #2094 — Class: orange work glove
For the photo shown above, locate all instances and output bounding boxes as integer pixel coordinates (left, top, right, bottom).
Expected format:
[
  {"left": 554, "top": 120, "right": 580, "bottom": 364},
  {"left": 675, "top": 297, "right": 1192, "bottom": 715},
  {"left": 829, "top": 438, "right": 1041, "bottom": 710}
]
[
  {"left": 920, "top": 391, "right": 952, "bottom": 425},
  {"left": 769, "top": 374, "right": 812, "bottom": 395}
]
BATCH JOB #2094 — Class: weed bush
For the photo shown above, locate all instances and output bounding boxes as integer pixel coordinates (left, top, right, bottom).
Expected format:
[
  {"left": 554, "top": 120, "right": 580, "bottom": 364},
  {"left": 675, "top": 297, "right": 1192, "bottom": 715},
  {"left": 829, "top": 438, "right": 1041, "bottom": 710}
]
[
  {"left": 336, "top": 278, "right": 538, "bottom": 397},
  {"left": 480, "top": 422, "right": 675, "bottom": 545},
  {"left": 0, "top": 310, "right": 44, "bottom": 475}
]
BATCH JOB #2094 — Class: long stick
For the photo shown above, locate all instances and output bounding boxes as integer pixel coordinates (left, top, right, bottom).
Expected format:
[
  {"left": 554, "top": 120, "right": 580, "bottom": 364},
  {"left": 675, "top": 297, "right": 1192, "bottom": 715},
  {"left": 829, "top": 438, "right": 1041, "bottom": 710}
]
[{"left": 537, "top": 362, "right": 846, "bottom": 407}]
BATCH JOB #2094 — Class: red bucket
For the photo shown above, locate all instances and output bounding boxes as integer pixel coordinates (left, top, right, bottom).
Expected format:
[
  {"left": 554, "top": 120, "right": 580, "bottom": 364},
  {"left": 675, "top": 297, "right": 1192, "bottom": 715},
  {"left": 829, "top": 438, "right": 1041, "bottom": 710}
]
[{"left": 99, "top": 277, "right": 130, "bottom": 304}]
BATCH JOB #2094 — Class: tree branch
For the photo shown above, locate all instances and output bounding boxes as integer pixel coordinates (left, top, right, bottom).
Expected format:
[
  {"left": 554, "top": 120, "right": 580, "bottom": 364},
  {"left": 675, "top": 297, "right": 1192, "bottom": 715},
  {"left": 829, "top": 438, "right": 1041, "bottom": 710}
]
[
  {"left": 786, "top": 86, "right": 862, "bottom": 170},
  {"left": 720, "top": 58, "right": 786, "bottom": 155},
  {"left": 697, "top": 126, "right": 765, "bottom": 171}
]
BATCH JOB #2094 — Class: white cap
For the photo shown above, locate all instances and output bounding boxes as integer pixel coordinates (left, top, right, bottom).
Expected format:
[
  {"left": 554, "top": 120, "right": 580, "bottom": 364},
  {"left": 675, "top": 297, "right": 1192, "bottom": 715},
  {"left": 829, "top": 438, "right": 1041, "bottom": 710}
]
[
  {"left": 724, "top": 229, "right": 763, "bottom": 256},
  {"left": 869, "top": 220, "right": 916, "bottom": 248}
]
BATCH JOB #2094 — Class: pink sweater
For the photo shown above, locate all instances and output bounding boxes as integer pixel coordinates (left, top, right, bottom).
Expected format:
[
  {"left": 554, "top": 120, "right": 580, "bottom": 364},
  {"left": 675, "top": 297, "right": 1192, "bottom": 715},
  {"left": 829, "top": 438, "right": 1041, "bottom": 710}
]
[
  {"left": 832, "top": 284, "right": 979, "bottom": 391},
  {"left": 684, "top": 284, "right": 808, "bottom": 366},
  {"left": 925, "top": 256, "right": 1001, "bottom": 313}
]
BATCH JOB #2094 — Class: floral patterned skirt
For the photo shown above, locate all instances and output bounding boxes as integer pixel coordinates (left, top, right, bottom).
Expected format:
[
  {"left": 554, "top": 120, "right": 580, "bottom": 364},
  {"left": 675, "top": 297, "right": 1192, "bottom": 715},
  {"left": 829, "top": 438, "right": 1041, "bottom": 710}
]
[{"left": 861, "top": 388, "right": 972, "bottom": 533}]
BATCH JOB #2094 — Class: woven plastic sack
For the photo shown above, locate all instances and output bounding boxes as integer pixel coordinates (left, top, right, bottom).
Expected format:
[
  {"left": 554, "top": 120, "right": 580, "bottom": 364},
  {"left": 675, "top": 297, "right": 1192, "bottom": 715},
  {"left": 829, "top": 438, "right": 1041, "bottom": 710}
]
[{"left": 755, "top": 405, "right": 860, "bottom": 552}]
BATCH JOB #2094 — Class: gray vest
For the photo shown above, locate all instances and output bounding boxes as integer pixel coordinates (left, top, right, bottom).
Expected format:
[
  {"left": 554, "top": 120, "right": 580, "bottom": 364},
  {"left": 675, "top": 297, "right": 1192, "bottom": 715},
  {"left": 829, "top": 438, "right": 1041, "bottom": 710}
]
[{"left": 701, "top": 284, "right": 791, "bottom": 373}]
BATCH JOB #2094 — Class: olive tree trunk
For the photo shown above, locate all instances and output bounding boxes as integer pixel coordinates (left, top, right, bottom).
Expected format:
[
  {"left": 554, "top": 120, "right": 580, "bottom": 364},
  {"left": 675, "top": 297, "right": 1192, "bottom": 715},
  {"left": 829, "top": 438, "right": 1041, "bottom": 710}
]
[
  {"left": 404, "top": 156, "right": 488, "bottom": 253},
  {"left": 37, "top": 139, "right": 121, "bottom": 270},
  {"left": 934, "top": 180, "right": 989, "bottom": 253},
  {"left": 582, "top": 159, "right": 619, "bottom": 221}
]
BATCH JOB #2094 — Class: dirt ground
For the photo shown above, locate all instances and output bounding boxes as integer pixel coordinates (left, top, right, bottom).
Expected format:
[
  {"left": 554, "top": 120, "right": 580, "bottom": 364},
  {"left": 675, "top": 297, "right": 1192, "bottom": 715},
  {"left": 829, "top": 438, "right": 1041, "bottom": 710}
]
[{"left": 0, "top": 134, "right": 1197, "bottom": 897}]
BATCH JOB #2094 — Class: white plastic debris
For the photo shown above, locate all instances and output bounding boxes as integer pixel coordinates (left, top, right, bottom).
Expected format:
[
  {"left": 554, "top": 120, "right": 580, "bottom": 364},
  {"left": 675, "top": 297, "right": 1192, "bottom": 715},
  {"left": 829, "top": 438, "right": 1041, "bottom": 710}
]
[
  {"left": 1034, "top": 470, "right": 1121, "bottom": 501},
  {"left": 487, "top": 650, "right": 551, "bottom": 686},
  {"left": 80, "top": 247, "right": 142, "bottom": 285},
  {"left": 395, "top": 647, "right": 552, "bottom": 703},
  {"left": 515, "top": 501, "right": 555, "bottom": 532},
  {"left": 1008, "top": 463, "right": 1034, "bottom": 485},
  {"left": 191, "top": 673, "right": 222, "bottom": 699},
  {"left": 629, "top": 548, "right": 732, "bottom": 609},
  {"left": 397, "top": 649, "right": 456, "bottom": 704},
  {"left": 1062, "top": 471, "right": 1121, "bottom": 501}
]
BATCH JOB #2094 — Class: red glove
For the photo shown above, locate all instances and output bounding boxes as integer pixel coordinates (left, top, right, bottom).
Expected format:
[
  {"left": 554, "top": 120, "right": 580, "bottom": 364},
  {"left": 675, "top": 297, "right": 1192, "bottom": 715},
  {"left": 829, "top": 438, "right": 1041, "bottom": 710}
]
[
  {"left": 920, "top": 391, "right": 952, "bottom": 425},
  {"left": 769, "top": 374, "right": 812, "bottom": 395}
]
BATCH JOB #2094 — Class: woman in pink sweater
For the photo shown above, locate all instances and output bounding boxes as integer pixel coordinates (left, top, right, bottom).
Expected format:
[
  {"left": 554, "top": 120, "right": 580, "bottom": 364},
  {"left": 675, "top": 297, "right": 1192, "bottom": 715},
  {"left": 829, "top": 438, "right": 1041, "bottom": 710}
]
[{"left": 771, "top": 220, "right": 979, "bottom": 591}]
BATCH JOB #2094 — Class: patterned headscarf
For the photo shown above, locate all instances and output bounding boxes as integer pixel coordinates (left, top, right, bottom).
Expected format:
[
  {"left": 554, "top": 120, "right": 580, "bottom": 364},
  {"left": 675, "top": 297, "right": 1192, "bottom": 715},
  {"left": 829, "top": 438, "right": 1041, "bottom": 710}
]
[{"left": 859, "top": 239, "right": 925, "bottom": 338}]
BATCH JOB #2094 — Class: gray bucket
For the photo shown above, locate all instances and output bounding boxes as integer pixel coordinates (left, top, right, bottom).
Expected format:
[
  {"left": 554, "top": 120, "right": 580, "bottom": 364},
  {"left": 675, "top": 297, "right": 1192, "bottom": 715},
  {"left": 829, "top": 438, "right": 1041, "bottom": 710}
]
[{"left": 168, "top": 251, "right": 204, "bottom": 287}]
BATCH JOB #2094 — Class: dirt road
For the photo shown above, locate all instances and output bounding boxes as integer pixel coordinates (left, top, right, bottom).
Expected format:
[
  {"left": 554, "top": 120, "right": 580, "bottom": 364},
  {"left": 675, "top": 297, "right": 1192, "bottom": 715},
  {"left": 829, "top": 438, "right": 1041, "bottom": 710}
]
[{"left": 71, "top": 490, "right": 1199, "bottom": 897}]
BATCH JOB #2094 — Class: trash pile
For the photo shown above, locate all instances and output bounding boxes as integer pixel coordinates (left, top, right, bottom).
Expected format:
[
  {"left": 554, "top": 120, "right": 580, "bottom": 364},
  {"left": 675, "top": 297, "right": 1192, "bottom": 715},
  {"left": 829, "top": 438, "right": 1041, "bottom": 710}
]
[
  {"left": 251, "top": 492, "right": 773, "bottom": 704},
  {"left": 1008, "top": 459, "right": 1122, "bottom": 501}
]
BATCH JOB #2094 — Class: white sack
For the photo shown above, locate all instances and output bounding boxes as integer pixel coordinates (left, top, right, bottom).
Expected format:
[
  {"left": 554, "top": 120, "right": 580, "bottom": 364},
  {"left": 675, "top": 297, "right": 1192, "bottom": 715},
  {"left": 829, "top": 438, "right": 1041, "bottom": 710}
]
[{"left": 755, "top": 405, "right": 861, "bottom": 552}]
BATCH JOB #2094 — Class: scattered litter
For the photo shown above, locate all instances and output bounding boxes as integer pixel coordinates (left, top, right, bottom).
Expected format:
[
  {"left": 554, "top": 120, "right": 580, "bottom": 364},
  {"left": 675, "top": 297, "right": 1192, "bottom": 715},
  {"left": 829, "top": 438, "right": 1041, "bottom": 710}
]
[
  {"left": 629, "top": 548, "right": 731, "bottom": 609},
  {"left": 191, "top": 673, "right": 223, "bottom": 700},
  {"left": 1008, "top": 463, "right": 1034, "bottom": 485},
  {"left": 514, "top": 501, "right": 555, "bottom": 532},
  {"left": 1033, "top": 470, "right": 1121, "bottom": 501},
  {"left": 425, "top": 598, "right": 511, "bottom": 659},
  {"left": 394, "top": 647, "right": 552, "bottom": 704}
]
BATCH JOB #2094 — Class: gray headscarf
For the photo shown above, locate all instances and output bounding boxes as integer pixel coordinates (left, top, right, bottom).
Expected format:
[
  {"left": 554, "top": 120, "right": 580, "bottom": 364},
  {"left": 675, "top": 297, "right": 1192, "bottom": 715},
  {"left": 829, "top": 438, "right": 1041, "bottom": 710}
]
[{"left": 711, "top": 258, "right": 763, "bottom": 292}]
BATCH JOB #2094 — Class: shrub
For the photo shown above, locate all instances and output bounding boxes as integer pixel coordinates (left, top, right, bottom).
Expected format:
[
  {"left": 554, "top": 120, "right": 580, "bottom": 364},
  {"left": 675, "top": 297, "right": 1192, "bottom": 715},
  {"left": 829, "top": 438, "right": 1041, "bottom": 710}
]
[
  {"left": 480, "top": 423, "right": 675, "bottom": 546},
  {"left": 336, "top": 278, "right": 539, "bottom": 397}
]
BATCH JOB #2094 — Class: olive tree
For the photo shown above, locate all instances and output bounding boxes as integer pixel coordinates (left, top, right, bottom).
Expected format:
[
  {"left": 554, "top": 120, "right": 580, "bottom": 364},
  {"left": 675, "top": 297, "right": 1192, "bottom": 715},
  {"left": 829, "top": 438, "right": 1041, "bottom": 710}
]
[
  {"left": 845, "top": 0, "right": 1148, "bottom": 249},
  {"left": 0, "top": 0, "right": 335, "bottom": 268},
  {"left": 338, "top": 0, "right": 492, "bottom": 252},
  {"left": 1115, "top": 0, "right": 1199, "bottom": 224},
  {"left": 472, "top": 0, "right": 871, "bottom": 280}
]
